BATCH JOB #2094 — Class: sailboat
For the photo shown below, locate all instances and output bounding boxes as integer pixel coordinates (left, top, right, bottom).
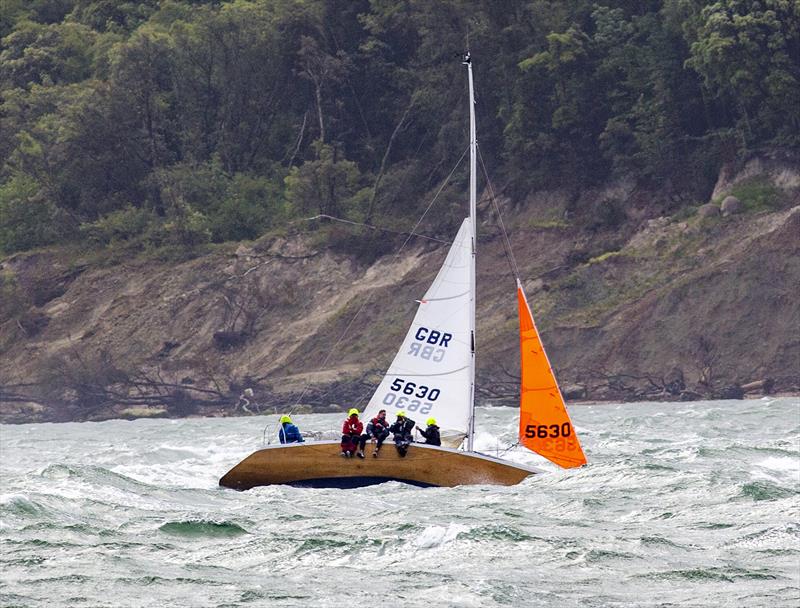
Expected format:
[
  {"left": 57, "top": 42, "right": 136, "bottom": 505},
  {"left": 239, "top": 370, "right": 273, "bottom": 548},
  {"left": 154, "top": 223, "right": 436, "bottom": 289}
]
[{"left": 219, "top": 54, "right": 586, "bottom": 490}]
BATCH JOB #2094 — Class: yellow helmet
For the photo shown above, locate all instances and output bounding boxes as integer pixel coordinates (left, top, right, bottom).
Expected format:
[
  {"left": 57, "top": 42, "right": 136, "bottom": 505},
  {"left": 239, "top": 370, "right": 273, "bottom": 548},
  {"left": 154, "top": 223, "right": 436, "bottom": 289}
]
[
  {"left": 426, "top": 418, "right": 436, "bottom": 426},
  {"left": 396, "top": 411, "right": 406, "bottom": 417},
  {"left": 348, "top": 408, "right": 359, "bottom": 417},
  {"left": 280, "top": 415, "right": 292, "bottom": 424}
]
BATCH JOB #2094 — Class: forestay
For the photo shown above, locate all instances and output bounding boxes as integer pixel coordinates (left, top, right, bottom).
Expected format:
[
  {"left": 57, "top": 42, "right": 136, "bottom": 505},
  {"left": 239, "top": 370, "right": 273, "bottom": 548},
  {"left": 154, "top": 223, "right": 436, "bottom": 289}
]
[{"left": 363, "top": 218, "right": 473, "bottom": 447}]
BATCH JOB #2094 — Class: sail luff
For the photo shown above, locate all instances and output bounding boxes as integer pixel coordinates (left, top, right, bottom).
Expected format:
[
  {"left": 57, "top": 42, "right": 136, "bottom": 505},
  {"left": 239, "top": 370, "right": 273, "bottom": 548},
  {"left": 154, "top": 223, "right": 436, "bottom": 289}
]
[
  {"left": 466, "top": 54, "right": 477, "bottom": 452},
  {"left": 517, "top": 280, "right": 587, "bottom": 468}
]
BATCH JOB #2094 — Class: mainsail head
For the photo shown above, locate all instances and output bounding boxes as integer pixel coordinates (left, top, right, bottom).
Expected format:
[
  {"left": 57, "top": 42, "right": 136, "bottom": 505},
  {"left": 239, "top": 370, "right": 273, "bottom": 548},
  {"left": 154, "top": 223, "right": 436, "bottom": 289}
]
[
  {"left": 363, "top": 218, "right": 473, "bottom": 447},
  {"left": 517, "top": 282, "right": 587, "bottom": 468}
]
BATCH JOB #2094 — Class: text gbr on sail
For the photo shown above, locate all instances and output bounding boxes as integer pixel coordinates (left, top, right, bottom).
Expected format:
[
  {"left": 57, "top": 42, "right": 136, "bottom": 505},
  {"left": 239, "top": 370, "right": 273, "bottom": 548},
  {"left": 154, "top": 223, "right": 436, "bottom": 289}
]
[{"left": 407, "top": 326, "right": 452, "bottom": 362}]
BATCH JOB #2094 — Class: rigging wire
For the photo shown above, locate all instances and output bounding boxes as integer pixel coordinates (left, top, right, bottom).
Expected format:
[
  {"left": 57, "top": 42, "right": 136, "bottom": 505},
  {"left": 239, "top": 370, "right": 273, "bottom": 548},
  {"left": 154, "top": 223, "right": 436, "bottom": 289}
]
[
  {"left": 468, "top": 65, "right": 520, "bottom": 286},
  {"left": 477, "top": 147, "right": 520, "bottom": 283},
  {"left": 494, "top": 441, "right": 520, "bottom": 458},
  {"left": 262, "top": 145, "right": 470, "bottom": 445},
  {"left": 476, "top": 146, "right": 526, "bottom": 459},
  {"left": 295, "top": 214, "right": 453, "bottom": 245}
]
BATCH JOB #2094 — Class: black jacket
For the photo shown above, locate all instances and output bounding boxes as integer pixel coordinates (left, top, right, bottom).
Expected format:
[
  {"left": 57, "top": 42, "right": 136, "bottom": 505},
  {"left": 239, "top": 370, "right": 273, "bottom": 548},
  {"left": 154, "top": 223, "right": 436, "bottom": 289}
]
[
  {"left": 389, "top": 417, "right": 415, "bottom": 441},
  {"left": 418, "top": 424, "right": 441, "bottom": 446}
]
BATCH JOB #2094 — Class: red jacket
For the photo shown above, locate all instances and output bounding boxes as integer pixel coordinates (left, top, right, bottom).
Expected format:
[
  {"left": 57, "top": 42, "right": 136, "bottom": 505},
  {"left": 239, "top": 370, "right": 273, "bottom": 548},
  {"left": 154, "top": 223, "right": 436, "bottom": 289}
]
[{"left": 342, "top": 416, "right": 363, "bottom": 436}]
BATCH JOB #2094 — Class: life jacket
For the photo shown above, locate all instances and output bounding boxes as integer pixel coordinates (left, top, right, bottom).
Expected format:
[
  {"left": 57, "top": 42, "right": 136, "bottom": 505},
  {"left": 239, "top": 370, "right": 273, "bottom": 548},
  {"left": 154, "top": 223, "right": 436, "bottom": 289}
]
[
  {"left": 367, "top": 416, "right": 389, "bottom": 436},
  {"left": 342, "top": 416, "right": 363, "bottom": 436}
]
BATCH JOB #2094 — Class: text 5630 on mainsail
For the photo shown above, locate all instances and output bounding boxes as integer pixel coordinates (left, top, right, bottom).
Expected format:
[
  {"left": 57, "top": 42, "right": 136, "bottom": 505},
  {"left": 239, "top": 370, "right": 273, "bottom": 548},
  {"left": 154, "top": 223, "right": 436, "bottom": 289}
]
[{"left": 382, "top": 378, "right": 441, "bottom": 414}]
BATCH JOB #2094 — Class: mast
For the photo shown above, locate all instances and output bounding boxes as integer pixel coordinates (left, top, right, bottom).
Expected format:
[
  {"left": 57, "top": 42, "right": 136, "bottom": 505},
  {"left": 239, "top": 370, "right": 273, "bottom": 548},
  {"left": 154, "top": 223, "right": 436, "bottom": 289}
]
[{"left": 464, "top": 52, "right": 477, "bottom": 452}]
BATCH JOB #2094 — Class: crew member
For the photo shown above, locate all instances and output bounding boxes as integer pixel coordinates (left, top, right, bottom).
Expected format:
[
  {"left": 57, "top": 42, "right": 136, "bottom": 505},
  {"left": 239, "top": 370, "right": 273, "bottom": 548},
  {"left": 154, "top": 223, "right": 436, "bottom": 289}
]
[
  {"left": 278, "top": 415, "right": 304, "bottom": 444},
  {"left": 418, "top": 417, "right": 441, "bottom": 446},
  {"left": 363, "top": 409, "right": 391, "bottom": 457},
  {"left": 341, "top": 408, "right": 364, "bottom": 458},
  {"left": 389, "top": 411, "right": 415, "bottom": 457}
]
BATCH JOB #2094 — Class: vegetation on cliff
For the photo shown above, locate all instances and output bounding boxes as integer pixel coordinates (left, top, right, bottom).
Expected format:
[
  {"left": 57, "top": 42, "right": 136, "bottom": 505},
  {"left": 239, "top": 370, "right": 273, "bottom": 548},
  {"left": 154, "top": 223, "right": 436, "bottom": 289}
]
[
  {"left": 1, "top": 1, "right": 799, "bottom": 423},
  {"left": 1, "top": 0, "right": 798, "bottom": 256}
]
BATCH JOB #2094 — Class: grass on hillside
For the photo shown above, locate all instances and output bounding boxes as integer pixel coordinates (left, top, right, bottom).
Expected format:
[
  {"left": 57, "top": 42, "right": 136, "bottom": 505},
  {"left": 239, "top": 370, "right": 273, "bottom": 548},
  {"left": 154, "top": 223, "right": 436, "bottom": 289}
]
[
  {"left": 717, "top": 177, "right": 784, "bottom": 212},
  {"left": 526, "top": 218, "right": 571, "bottom": 230}
]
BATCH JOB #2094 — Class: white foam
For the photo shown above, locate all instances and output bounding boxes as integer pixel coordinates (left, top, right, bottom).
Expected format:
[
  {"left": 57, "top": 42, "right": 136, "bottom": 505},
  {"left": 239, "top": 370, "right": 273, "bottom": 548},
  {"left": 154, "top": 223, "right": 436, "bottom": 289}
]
[
  {"left": 414, "top": 522, "right": 468, "bottom": 548},
  {"left": 755, "top": 456, "right": 800, "bottom": 474},
  {"left": 0, "top": 493, "right": 30, "bottom": 506}
]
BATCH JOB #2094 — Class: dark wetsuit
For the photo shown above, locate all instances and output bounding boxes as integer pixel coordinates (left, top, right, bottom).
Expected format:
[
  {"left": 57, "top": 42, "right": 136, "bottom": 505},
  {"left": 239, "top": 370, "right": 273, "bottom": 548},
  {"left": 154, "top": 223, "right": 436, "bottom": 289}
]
[
  {"left": 418, "top": 424, "right": 441, "bottom": 446},
  {"left": 389, "top": 417, "right": 416, "bottom": 457}
]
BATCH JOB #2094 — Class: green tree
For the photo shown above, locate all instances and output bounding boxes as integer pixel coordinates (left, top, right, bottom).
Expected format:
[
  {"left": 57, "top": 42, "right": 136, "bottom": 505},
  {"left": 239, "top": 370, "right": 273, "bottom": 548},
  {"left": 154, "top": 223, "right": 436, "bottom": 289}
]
[
  {"left": 285, "top": 140, "right": 369, "bottom": 218},
  {"left": 108, "top": 29, "right": 177, "bottom": 172},
  {"left": 0, "top": 19, "right": 96, "bottom": 88},
  {"left": 685, "top": 0, "right": 800, "bottom": 147},
  {"left": 510, "top": 22, "right": 609, "bottom": 186},
  {"left": 169, "top": 1, "right": 301, "bottom": 172},
  {"left": 69, "top": 0, "right": 159, "bottom": 33},
  {"left": 213, "top": 172, "right": 284, "bottom": 241},
  {"left": 153, "top": 160, "right": 283, "bottom": 242},
  {"left": 0, "top": 172, "right": 61, "bottom": 253},
  {"left": 595, "top": 5, "right": 711, "bottom": 186}
]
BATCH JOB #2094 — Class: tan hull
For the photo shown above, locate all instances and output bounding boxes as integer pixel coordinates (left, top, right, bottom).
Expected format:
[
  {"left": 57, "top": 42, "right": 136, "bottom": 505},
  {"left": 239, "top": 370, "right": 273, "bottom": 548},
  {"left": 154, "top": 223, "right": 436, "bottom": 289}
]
[{"left": 219, "top": 441, "right": 541, "bottom": 489}]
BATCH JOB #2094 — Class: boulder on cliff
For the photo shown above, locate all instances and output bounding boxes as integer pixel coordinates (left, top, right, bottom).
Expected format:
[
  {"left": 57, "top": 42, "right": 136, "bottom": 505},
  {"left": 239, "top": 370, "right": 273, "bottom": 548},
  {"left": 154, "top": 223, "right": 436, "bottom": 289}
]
[
  {"left": 561, "top": 384, "right": 588, "bottom": 400},
  {"left": 721, "top": 196, "right": 744, "bottom": 216},
  {"left": 714, "top": 384, "right": 745, "bottom": 400},
  {"left": 697, "top": 203, "right": 720, "bottom": 218}
]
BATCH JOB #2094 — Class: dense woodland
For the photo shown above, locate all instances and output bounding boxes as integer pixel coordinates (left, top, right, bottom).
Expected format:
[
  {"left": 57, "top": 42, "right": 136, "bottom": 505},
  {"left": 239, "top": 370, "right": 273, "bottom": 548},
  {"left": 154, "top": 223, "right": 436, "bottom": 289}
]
[{"left": 1, "top": 0, "right": 798, "bottom": 256}]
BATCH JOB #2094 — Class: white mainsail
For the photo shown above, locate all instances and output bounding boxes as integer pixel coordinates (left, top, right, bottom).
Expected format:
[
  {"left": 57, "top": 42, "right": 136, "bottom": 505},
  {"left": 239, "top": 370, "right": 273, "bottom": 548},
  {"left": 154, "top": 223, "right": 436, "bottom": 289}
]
[{"left": 362, "top": 218, "right": 473, "bottom": 446}]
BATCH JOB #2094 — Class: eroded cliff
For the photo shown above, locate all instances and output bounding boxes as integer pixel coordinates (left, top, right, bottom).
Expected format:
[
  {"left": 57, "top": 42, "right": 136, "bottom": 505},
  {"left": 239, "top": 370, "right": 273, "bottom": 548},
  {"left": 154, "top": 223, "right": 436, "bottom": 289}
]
[{"left": 1, "top": 158, "right": 798, "bottom": 422}]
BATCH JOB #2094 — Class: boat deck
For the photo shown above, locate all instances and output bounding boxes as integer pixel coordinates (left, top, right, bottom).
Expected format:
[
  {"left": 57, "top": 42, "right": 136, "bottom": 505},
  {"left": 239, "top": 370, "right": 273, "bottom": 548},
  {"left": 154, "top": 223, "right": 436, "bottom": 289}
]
[{"left": 219, "top": 441, "right": 542, "bottom": 490}]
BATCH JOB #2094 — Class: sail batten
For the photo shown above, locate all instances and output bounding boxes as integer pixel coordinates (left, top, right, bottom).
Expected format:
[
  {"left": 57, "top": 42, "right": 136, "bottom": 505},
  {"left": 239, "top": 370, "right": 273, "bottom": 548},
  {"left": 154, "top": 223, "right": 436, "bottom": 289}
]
[
  {"left": 384, "top": 367, "right": 470, "bottom": 378},
  {"left": 421, "top": 291, "right": 470, "bottom": 302}
]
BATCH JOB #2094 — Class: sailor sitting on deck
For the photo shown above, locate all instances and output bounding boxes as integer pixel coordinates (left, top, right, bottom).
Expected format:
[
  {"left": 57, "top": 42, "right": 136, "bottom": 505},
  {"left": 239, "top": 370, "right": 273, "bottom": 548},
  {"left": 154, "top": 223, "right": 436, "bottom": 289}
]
[
  {"left": 363, "top": 409, "right": 391, "bottom": 457},
  {"left": 341, "top": 408, "right": 364, "bottom": 458},
  {"left": 278, "top": 415, "right": 304, "bottom": 444},
  {"left": 389, "top": 411, "right": 416, "bottom": 457},
  {"left": 418, "top": 418, "right": 441, "bottom": 446}
]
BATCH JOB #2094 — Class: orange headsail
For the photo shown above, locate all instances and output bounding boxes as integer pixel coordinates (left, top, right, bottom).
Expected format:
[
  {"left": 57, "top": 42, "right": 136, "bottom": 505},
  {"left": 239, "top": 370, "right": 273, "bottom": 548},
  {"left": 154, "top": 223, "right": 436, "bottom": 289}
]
[{"left": 517, "top": 282, "right": 587, "bottom": 468}]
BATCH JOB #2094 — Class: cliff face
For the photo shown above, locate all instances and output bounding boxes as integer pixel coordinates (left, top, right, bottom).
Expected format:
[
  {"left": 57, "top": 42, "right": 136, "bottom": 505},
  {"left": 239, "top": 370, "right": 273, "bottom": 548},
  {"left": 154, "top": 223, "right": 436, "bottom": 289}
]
[{"left": 1, "top": 158, "right": 798, "bottom": 423}]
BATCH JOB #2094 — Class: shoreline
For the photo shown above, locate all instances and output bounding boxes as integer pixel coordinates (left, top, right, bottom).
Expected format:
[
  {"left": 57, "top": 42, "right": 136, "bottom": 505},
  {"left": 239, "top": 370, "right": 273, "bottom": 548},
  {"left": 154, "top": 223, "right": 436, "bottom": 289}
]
[
  {"left": 566, "top": 391, "right": 800, "bottom": 406},
  {"left": 2, "top": 392, "right": 798, "bottom": 426}
]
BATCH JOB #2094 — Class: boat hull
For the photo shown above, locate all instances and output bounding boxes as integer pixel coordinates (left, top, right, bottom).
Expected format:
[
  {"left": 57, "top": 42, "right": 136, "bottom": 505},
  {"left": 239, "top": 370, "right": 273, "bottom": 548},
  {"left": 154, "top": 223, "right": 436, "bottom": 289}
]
[{"left": 219, "top": 441, "right": 541, "bottom": 490}]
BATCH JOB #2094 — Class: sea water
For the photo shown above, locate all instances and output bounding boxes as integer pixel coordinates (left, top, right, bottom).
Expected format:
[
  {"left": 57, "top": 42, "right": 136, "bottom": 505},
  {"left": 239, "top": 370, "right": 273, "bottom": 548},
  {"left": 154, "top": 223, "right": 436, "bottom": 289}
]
[{"left": 1, "top": 398, "right": 798, "bottom": 608}]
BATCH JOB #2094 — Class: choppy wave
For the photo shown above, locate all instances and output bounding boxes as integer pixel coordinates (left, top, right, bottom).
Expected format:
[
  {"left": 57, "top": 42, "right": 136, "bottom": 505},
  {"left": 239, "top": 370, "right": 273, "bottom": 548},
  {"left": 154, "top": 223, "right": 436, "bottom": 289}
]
[
  {"left": 1, "top": 398, "right": 799, "bottom": 607},
  {"left": 158, "top": 520, "right": 249, "bottom": 538}
]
